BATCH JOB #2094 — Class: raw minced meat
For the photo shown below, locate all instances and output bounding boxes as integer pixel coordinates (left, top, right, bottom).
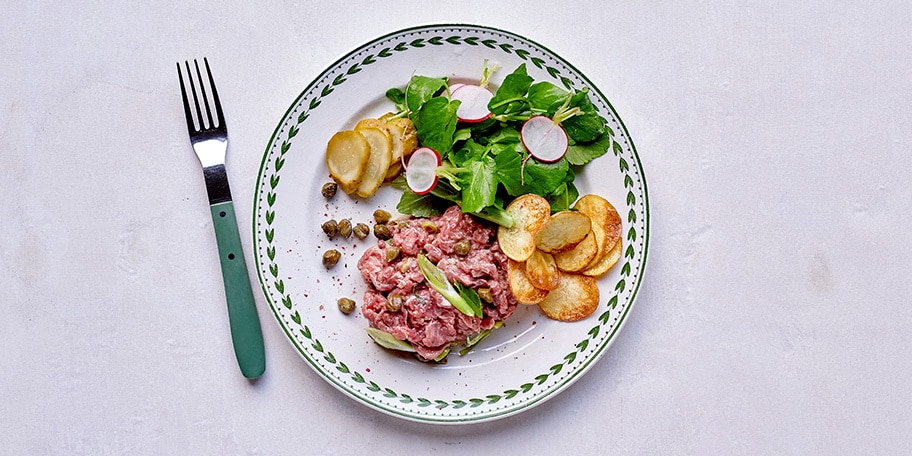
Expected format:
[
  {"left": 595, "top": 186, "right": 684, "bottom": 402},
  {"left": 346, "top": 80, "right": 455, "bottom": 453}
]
[{"left": 358, "top": 206, "right": 517, "bottom": 361}]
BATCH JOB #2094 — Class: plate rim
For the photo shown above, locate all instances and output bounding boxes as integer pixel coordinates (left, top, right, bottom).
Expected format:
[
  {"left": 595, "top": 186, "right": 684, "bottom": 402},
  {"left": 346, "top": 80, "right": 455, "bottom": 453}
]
[{"left": 252, "top": 23, "right": 650, "bottom": 424}]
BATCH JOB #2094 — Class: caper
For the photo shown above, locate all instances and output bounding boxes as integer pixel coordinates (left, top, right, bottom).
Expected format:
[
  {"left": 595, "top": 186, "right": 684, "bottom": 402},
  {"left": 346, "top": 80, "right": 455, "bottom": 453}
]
[
  {"left": 454, "top": 239, "right": 471, "bottom": 256},
  {"left": 322, "top": 249, "right": 341, "bottom": 268},
  {"left": 385, "top": 245, "right": 401, "bottom": 263},
  {"left": 337, "top": 297, "right": 356, "bottom": 314},
  {"left": 373, "top": 223, "right": 391, "bottom": 240},
  {"left": 321, "top": 182, "right": 338, "bottom": 199},
  {"left": 420, "top": 221, "right": 438, "bottom": 233},
  {"left": 353, "top": 222, "right": 370, "bottom": 240},
  {"left": 477, "top": 287, "right": 493, "bottom": 303},
  {"left": 321, "top": 219, "right": 338, "bottom": 239},
  {"left": 386, "top": 294, "right": 403, "bottom": 312},
  {"left": 373, "top": 209, "right": 392, "bottom": 224},
  {"left": 338, "top": 218, "right": 352, "bottom": 239}
]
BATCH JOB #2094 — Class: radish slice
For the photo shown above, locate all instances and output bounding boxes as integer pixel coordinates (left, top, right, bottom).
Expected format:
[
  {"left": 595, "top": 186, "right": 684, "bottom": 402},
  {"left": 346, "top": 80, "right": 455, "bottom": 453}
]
[
  {"left": 451, "top": 84, "right": 494, "bottom": 123},
  {"left": 448, "top": 83, "right": 466, "bottom": 93},
  {"left": 521, "top": 116, "right": 569, "bottom": 162},
  {"left": 405, "top": 147, "right": 441, "bottom": 194}
]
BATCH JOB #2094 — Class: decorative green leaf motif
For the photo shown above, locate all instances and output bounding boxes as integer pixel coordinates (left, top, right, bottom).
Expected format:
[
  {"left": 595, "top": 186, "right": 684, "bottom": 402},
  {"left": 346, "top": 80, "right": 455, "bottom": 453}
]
[
  {"left": 269, "top": 263, "right": 278, "bottom": 278},
  {"left": 446, "top": 35, "right": 461, "bottom": 45},
  {"left": 535, "top": 374, "right": 549, "bottom": 385},
  {"left": 576, "top": 339, "right": 589, "bottom": 351},
  {"left": 333, "top": 74, "right": 347, "bottom": 86},
  {"left": 531, "top": 57, "right": 545, "bottom": 69},
  {"left": 469, "top": 398, "right": 485, "bottom": 407},
  {"left": 282, "top": 295, "right": 292, "bottom": 309},
  {"left": 520, "top": 383, "right": 534, "bottom": 393},
  {"left": 628, "top": 208, "right": 637, "bottom": 223},
  {"left": 417, "top": 397, "right": 432, "bottom": 407},
  {"left": 627, "top": 227, "right": 637, "bottom": 241},
  {"left": 560, "top": 76, "right": 574, "bottom": 90},
  {"left": 267, "top": 192, "right": 276, "bottom": 206},
  {"left": 621, "top": 262, "right": 631, "bottom": 276},
  {"left": 367, "top": 381, "right": 381, "bottom": 392},
  {"left": 266, "top": 245, "right": 276, "bottom": 261},
  {"left": 624, "top": 174, "right": 634, "bottom": 188},
  {"left": 287, "top": 124, "right": 299, "bottom": 138},
  {"left": 351, "top": 370, "right": 364, "bottom": 383},
  {"left": 264, "top": 228, "right": 274, "bottom": 243},
  {"left": 265, "top": 210, "right": 275, "bottom": 224},
  {"left": 377, "top": 48, "right": 392, "bottom": 58},
  {"left": 482, "top": 39, "right": 497, "bottom": 49},
  {"left": 546, "top": 66, "right": 560, "bottom": 78},
  {"left": 324, "top": 351, "right": 336, "bottom": 364},
  {"left": 270, "top": 174, "right": 280, "bottom": 189},
  {"left": 308, "top": 98, "right": 321, "bottom": 110},
  {"left": 383, "top": 388, "right": 397, "bottom": 398},
  {"left": 347, "top": 64, "right": 361, "bottom": 75},
  {"left": 297, "top": 111, "right": 308, "bottom": 123},
  {"left": 464, "top": 37, "right": 479, "bottom": 46},
  {"left": 452, "top": 400, "right": 467, "bottom": 409},
  {"left": 599, "top": 310, "right": 611, "bottom": 324},
  {"left": 312, "top": 339, "right": 323, "bottom": 352},
  {"left": 615, "top": 279, "right": 626, "bottom": 293},
  {"left": 362, "top": 55, "right": 376, "bottom": 65},
  {"left": 564, "top": 352, "right": 577, "bottom": 364},
  {"left": 301, "top": 326, "right": 311, "bottom": 339},
  {"left": 549, "top": 363, "right": 563, "bottom": 375},
  {"left": 280, "top": 141, "right": 290, "bottom": 154},
  {"left": 619, "top": 157, "right": 629, "bottom": 172},
  {"left": 499, "top": 43, "right": 514, "bottom": 53},
  {"left": 435, "top": 400, "right": 449, "bottom": 409},
  {"left": 607, "top": 295, "right": 619, "bottom": 309},
  {"left": 400, "top": 394, "right": 413, "bottom": 404},
  {"left": 394, "top": 42, "right": 408, "bottom": 52},
  {"left": 410, "top": 38, "right": 425, "bottom": 47},
  {"left": 289, "top": 310, "right": 299, "bottom": 324},
  {"left": 337, "top": 362, "right": 350, "bottom": 374},
  {"left": 588, "top": 326, "right": 600, "bottom": 338},
  {"left": 428, "top": 36, "right": 443, "bottom": 45},
  {"left": 504, "top": 389, "right": 520, "bottom": 399},
  {"left": 486, "top": 394, "right": 502, "bottom": 403},
  {"left": 321, "top": 85, "right": 334, "bottom": 97},
  {"left": 274, "top": 279, "right": 284, "bottom": 293},
  {"left": 274, "top": 158, "right": 285, "bottom": 172}
]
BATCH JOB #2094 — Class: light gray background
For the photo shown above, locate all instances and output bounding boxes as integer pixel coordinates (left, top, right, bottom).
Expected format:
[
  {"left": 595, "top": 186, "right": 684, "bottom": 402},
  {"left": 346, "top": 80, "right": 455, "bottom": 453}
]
[{"left": 2, "top": 1, "right": 910, "bottom": 454}]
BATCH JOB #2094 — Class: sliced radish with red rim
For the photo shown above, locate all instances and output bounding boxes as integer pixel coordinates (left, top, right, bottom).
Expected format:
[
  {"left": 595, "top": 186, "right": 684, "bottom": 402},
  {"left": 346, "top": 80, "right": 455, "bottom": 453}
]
[
  {"left": 451, "top": 84, "right": 494, "bottom": 123},
  {"left": 521, "top": 116, "right": 569, "bottom": 163},
  {"left": 405, "top": 147, "right": 441, "bottom": 194}
]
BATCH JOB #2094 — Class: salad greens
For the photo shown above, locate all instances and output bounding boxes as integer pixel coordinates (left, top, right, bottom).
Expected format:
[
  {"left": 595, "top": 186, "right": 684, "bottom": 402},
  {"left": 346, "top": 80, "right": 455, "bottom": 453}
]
[{"left": 387, "top": 63, "right": 612, "bottom": 225}]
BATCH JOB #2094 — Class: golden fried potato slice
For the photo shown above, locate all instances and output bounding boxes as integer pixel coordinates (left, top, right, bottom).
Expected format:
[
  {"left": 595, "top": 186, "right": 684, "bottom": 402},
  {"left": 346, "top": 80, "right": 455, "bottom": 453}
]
[
  {"left": 554, "top": 230, "right": 600, "bottom": 272},
  {"left": 498, "top": 194, "right": 551, "bottom": 262},
  {"left": 354, "top": 127, "right": 393, "bottom": 198},
  {"left": 573, "top": 194, "right": 622, "bottom": 262},
  {"left": 582, "top": 237, "right": 622, "bottom": 277},
  {"left": 326, "top": 130, "right": 371, "bottom": 194},
  {"left": 525, "top": 249, "right": 560, "bottom": 291},
  {"left": 507, "top": 259, "right": 549, "bottom": 304},
  {"left": 534, "top": 211, "right": 591, "bottom": 254},
  {"left": 355, "top": 118, "right": 384, "bottom": 130},
  {"left": 538, "top": 272, "right": 599, "bottom": 321}
]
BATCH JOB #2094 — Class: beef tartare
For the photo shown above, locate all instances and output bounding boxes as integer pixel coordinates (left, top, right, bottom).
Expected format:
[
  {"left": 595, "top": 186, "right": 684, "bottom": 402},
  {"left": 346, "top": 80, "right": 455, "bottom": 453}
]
[{"left": 358, "top": 206, "right": 518, "bottom": 361}]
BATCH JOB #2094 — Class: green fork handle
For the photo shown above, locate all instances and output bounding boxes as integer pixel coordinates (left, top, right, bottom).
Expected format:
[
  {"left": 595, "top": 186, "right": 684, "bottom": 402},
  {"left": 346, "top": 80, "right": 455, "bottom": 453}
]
[{"left": 209, "top": 201, "right": 266, "bottom": 379}]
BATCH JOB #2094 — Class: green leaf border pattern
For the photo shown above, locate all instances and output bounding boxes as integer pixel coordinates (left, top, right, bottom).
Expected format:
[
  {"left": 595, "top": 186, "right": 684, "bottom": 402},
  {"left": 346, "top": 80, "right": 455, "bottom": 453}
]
[{"left": 254, "top": 25, "right": 648, "bottom": 422}]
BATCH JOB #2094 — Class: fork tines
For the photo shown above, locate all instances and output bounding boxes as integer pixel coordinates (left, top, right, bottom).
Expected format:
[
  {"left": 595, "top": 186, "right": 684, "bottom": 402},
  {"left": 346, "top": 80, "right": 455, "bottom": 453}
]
[{"left": 177, "top": 58, "right": 226, "bottom": 134}]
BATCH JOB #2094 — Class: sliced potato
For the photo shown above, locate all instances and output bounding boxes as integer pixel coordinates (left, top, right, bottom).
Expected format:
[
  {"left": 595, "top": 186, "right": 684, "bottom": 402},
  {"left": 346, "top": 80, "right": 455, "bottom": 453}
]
[
  {"left": 524, "top": 249, "right": 560, "bottom": 291},
  {"left": 507, "top": 259, "right": 549, "bottom": 305},
  {"left": 380, "top": 121, "right": 406, "bottom": 181},
  {"left": 573, "top": 194, "right": 622, "bottom": 263},
  {"left": 355, "top": 118, "right": 384, "bottom": 130},
  {"left": 355, "top": 127, "right": 393, "bottom": 198},
  {"left": 534, "top": 211, "right": 591, "bottom": 254},
  {"left": 326, "top": 130, "right": 371, "bottom": 194},
  {"left": 497, "top": 194, "right": 551, "bottom": 262},
  {"left": 582, "top": 237, "right": 622, "bottom": 277},
  {"left": 537, "top": 272, "right": 600, "bottom": 321},
  {"left": 554, "top": 230, "right": 600, "bottom": 272}
]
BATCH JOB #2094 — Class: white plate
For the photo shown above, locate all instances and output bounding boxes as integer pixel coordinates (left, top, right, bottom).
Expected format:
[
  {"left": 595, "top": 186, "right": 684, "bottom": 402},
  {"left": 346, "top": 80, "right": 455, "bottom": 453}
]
[{"left": 253, "top": 24, "right": 649, "bottom": 423}]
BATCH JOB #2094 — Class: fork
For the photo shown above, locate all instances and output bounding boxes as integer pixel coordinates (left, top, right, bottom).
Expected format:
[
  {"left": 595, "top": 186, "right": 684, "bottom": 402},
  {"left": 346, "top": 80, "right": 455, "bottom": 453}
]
[{"left": 177, "top": 58, "right": 265, "bottom": 379}]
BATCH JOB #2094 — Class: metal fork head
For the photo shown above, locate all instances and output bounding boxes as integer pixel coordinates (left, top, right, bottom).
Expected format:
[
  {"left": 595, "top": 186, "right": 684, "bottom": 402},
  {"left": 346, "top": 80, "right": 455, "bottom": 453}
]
[{"left": 177, "top": 58, "right": 227, "bottom": 167}]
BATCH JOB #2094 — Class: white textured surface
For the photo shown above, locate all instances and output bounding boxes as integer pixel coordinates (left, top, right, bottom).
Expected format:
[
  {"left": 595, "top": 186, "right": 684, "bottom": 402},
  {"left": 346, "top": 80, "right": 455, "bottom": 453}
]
[{"left": 2, "top": 1, "right": 911, "bottom": 454}]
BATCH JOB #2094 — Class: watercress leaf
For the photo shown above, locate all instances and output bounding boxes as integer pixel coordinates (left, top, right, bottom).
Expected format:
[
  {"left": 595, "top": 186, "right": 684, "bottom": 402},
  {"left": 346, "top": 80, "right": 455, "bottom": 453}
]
[
  {"left": 386, "top": 87, "right": 405, "bottom": 110},
  {"left": 493, "top": 150, "right": 524, "bottom": 196},
  {"left": 451, "top": 139, "right": 485, "bottom": 167},
  {"left": 566, "top": 132, "right": 612, "bottom": 166},
  {"left": 413, "top": 96, "right": 460, "bottom": 155},
  {"left": 488, "top": 64, "right": 533, "bottom": 116},
  {"left": 461, "top": 155, "right": 497, "bottom": 214},
  {"left": 562, "top": 90, "right": 606, "bottom": 143},
  {"left": 547, "top": 181, "right": 580, "bottom": 212},
  {"left": 484, "top": 128, "right": 521, "bottom": 146},
  {"left": 397, "top": 189, "right": 445, "bottom": 218},
  {"left": 528, "top": 81, "right": 570, "bottom": 112},
  {"left": 406, "top": 76, "right": 448, "bottom": 112},
  {"left": 522, "top": 158, "right": 571, "bottom": 196}
]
